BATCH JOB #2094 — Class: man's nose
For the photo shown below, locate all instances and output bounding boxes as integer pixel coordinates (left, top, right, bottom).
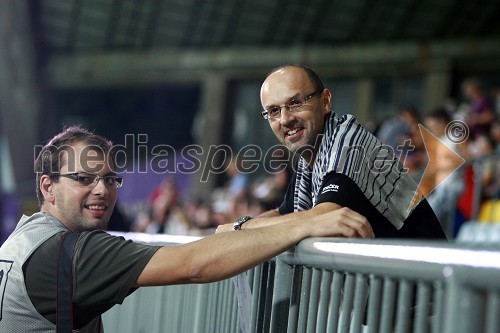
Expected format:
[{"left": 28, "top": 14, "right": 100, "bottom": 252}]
[
  {"left": 91, "top": 177, "right": 109, "bottom": 195},
  {"left": 279, "top": 106, "right": 296, "bottom": 125}
]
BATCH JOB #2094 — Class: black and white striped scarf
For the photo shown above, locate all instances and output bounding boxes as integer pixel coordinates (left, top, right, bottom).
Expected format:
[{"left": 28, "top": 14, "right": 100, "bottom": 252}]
[{"left": 293, "top": 112, "right": 419, "bottom": 229}]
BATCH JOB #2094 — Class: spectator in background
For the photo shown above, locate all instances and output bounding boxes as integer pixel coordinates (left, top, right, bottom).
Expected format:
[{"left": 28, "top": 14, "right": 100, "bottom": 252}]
[
  {"left": 491, "top": 120, "right": 500, "bottom": 153},
  {"left": 492, "top": 86, "right": 500, "bottom": 118},
  {"left": 224, "top": 158, "right": 250, "bottom": 218},
  {"left": 468, "top": 134, "right": 496, "bottom": 198},
  {"left": 211, "top": 158, "right": 250, "bottom": 226},
  {"left": 377, "top": 106, "right": 427, "bottom": 182},
  {"left": 252, "top": 167, "right": 291, "bottom": 211},
  {"left": 377, "top": 106, "right": 420, "bottom": 152},
  {"left": 226, "top": 158, "right": 250, "bottom": 199},
  {"left": 133, "top": 177, "right": 193, "bottom": 235},
  {"left": 462, "top": 78, "right": 496, "bottom": 138},
  {"left": 479, "top": 120, "right": 500, "bottom": 221},
  {"left": 455, "top": 131, "right": 497, "bottom": 233},
  {"left": 183, "top": 198, "right": 217, "bottom": 233}
]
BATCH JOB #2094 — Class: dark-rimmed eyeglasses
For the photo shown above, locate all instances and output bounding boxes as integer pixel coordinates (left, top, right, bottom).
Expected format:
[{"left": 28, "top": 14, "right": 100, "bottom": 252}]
[
  {"left": 261, "top": 89, "right": 323, "bottom": 120},
  {"left": 57, "top": 172, "right": 123, "bottom": 188}
]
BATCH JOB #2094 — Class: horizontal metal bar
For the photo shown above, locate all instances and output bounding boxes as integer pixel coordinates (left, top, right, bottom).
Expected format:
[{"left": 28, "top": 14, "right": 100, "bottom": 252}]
[{"left": 278, "top": 239, "right": 500, "bottom": 282}]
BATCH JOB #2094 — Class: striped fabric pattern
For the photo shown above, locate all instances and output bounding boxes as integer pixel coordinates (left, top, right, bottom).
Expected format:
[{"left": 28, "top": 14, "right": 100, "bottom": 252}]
[
  {"left": 293, "top": 157, "right": 313, "bottom": 211},
  {"left": 293, "top": 112, "right": 419, "bottom": 230}
]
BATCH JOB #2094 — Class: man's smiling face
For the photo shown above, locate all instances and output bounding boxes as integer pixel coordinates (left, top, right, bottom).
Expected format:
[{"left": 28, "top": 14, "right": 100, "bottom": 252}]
[
  {"left": 260, "top": 66, "right": 331, "bottom": 163},
  {"left": 40, "top": 141, "right": 117, "bottom": 232}
]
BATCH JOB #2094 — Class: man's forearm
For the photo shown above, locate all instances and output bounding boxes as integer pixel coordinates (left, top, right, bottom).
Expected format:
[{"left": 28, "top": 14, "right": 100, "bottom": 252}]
[
  {"left": 243, "top": 210, "right": 309, "bottom": 229},
  {"left": 139, "top": 218, "right": 311, "bottom": 286},
  {"left": 182, "top": 220, "right": 309, "bottom": 283}
]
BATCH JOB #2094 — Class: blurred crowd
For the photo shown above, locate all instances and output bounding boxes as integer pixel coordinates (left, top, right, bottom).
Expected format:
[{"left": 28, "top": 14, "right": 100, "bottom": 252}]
[
  {"left": 374, "top": 78, "right": 499, "bottom": 235},
  {"left": 110, "top": 77, "right": 499, "bottom": 237},
  {"left": 111, "top": 160, "right": 292, "bottom": 236}
]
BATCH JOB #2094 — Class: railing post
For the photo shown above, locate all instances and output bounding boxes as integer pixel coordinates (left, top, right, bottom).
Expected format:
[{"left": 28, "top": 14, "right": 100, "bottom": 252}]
[
  {"left": 366, "top": 275, "right": 382, "bottom": 333},
  {"left": 193, "top": 284, "right": 210, "bottom": 333},
  {"left": 316, "top": 270, "right": 333, "bottom": 332},
  {"left": 249, "top": 265, "right": 262, "bottom": 333},
  {"left": 306, "top": 268, "right": 322, "bottom": 332},
  {"left": 338, "top": 273, "right": 355, "bottom": 333},
  {"left": 351, "top": 274, "right": 369, "bottom": 333},
  {"left": 297, "top": 267, "right": 312, "bottom": 332},
  {"left": 379, "top": 277, "right": 396, "bottom": 333},
  {"left": 326, "top": 271, "right": 345, "bottom": 332},
  {"left": 270, "top": 256, "right": 294, "bottom": 333},
  {"left": 288, "top": 265, "right": 303, "bottom": 332},
  {"left": 443, "top": 267, "right": 485, "bottom": 333},
  {"left": 262, "top": 261, "right": 276, "bottom": 333},
  {"left": 413, "top": 281, "right": 431, "bottom": 333}
]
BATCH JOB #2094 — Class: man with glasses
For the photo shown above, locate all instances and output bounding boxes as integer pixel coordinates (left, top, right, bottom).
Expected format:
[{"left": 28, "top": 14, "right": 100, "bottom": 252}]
[
  {"left": 0, "top": 125, "right": 374, "bottom": 332},
  {"left": 219, "top": 64, "right": 446, "bottom": 239}
]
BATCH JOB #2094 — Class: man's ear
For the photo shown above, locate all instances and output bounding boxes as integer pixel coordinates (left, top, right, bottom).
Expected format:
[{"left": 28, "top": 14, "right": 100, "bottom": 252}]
[
  {"left": 322, "top": 89, "right": 332, "bottom": 114},
  {"left": 40, "top": 175, "right": 56, "bottom": 204}
]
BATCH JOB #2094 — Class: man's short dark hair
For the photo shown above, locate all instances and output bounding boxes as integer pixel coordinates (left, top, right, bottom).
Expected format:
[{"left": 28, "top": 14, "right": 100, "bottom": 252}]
[
  {"left": 34, "top": 126, "right": 114, "bottom": 206},
  {"left": 267, "top": 64, "right": 325, "bottom": 91}
]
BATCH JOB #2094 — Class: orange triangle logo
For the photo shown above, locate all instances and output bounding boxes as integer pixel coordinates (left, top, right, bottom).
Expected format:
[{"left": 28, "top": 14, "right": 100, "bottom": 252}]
[{"left": 410, "top": 124, "right": 465, "bottom": 210}]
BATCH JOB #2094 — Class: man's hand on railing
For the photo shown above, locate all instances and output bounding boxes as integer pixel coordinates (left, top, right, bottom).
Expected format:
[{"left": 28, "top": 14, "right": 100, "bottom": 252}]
[{"left": 308, "top": 207, "right": 375, "bottom": 239}]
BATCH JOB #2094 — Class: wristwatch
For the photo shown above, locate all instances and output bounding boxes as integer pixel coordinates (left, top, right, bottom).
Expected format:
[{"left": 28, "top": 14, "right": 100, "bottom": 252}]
[{"left": 233, "top": 216, "right": 252, "bottom": 230}]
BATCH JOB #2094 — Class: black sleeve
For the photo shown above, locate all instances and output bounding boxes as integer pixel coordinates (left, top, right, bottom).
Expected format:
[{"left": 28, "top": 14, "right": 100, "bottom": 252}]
[
  {"left": 278, "top": 174, "right": 296, "bottom": 215},
  {"left": 398, "top": 199, "right": 447, "bottom": 240},
  {"left": 316, "top": 172, "right": 368, "bottom": 208},
  {"left": 315, "top": 171, "right": 387, "bottom": 223},
  {"left": 314, "top": 172, "right": 397, "bottom": 238},
  {"left": 316, "top": 172, "right": 447, "bottom": 239}
]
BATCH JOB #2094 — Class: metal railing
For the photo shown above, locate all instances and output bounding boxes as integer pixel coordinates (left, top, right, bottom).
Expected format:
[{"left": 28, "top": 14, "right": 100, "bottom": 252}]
[
  {"left": 273, "top": 238, "right": 500, "bottom": 333},
  {"left": 103, "top": 234, "right": 500, "bottom": 333}
]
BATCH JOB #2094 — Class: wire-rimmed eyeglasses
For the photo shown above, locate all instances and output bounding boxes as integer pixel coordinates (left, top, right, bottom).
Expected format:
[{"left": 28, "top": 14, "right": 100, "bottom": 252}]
[
  {"left": 57, "top": 172, "right": 123, "bottom": 188},
  {"left": 261, "top": 89, "right": 323, "bottom": 120}
]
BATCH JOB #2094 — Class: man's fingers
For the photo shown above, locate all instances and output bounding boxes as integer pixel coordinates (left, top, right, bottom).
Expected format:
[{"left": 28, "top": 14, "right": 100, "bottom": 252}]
[
  {"left": 337, "top": 207, "right": 369, "bottom": 224},
  {"left": 345, "top": 217, "right": 374, "bottom": 239},
  {"left": 337, "top": 207, "right": 374, "bottom": 238},
  {"left": 334, "top": 220, "right": 373, "bottom": 239},
  {"left": 215, "top": 224, "right": 233, "bottom": 234},
  {"left": 321, "top": 207, "right": 374, "bottom": 239}
]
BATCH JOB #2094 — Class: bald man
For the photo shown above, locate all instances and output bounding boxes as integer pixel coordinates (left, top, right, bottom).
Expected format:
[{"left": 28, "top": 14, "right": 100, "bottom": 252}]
[{"left": 218, "top": 64, "right": 446, "bottom": 239}]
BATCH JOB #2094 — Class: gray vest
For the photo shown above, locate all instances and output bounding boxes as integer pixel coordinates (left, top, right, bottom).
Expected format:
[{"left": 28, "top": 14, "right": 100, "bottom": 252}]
[{"left": 0, "top": 212, "right": 102, "bottom": 332}]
